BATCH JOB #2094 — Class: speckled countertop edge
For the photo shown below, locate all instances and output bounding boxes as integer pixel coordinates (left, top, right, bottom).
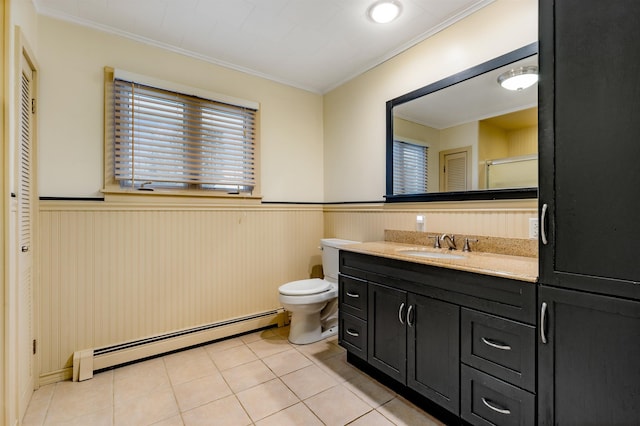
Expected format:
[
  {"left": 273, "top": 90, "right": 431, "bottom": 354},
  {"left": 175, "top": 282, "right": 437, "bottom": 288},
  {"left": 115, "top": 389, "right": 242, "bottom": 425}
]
[{"left": 341, "top": 241, "right": 538, "bottom": 283}]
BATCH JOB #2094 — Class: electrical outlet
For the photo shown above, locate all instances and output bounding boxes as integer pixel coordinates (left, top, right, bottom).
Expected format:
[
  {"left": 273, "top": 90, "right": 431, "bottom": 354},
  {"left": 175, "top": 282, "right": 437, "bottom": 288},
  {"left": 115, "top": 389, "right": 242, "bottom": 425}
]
[{"left": 529, "top": 218, "right": 539, "bottom": 239}]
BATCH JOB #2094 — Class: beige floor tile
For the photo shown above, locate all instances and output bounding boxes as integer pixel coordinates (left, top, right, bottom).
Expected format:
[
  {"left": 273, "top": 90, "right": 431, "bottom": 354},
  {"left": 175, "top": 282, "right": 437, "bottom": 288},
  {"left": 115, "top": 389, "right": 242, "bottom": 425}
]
[
  {"left": 22, "top": 384, "right": 54, "bottom": 426},
  {"left": 255, "top": 402, "right": 323, "bottom": 426},
  {"left": 236, "top": 378, "right": 299, "bottom": 421},
  {"left": 207, "top": 344, "right": 258, "bottom": 371},
  {"left": 44, "top": 407, "right": 112, "bottom": 426},
  {"left": 247, "top": 337, "right": 293, "bottom": 358},
  {"left": 163, "top": 347, "right": 218, "bottom": 385},
  {"left": 151, "top": 414, "right": 184, "bottom": 426},
  {"left": 280, "top": 364, "right": 337, "bottom": 400},
  {"left": 182, "top": 395, "right": 251, "bottom": 426},
  {"left": 296, "top": 339, "right": 345, "bottom": 360},
  {"left": 262, "top": 348, "right": 312, "bottom": 376},
  {"left": 45, "top": 372, "right": 114, "bottom": 423},
  {"left": 221, "top": 359, "right": 276, "bottom": 393},
  {"left": 173, "top": 372, "right": 232, "bottom": 412},
  {"left": 305, "top": 385, "right": 372, "bottom": 426},
  {"left": 271, "top": 325, "right": 291, "bottom": 339},
  {"left": 343, "top": 374, "right": 395, "bottom": 408},
  {"left": 314, "top": 351, "right": 365, "bottom": 383},
  {"left": 114, "top": 388, "right": 179, "bottom": 426},
  {"left": 114, "top": 358, "right": 172, "bottom": 404},
  {"left": 202, "top": 336, "right": 244, "bottom": 354},
  {"left": 378, "top": 397, "right": 444, "bottom": 426},
  {"left": 348, "top": 410, "right": 395, "bottom": 426},
  {"left": 239, "top": 328, "right": 276, "bottom": 344}
]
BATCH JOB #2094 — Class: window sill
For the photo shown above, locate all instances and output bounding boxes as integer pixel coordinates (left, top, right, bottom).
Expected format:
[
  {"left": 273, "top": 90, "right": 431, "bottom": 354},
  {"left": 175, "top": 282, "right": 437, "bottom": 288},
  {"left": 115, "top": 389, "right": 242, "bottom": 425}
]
[{"left": 101, "top": 188, "right": 263, "bottom": 204}]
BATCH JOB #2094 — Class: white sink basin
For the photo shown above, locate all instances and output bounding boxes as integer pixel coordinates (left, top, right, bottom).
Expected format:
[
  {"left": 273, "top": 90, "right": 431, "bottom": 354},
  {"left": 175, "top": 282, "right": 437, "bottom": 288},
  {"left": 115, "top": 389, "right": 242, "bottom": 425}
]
[{"left": 397, "top": 249, "right": 466, "bottom": 260}]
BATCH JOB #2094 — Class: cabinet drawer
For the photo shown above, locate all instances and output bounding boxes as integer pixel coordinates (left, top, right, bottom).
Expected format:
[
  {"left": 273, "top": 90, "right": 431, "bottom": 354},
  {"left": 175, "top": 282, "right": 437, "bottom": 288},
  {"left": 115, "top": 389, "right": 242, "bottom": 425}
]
[
  {"left": 461, "top": 308, "right": 535, "bottom": 392},
  {"left": 339, "top": 313, "right": 367, "bottom": 360},
  {"left": 339, "top": 275, "right": 367, "bottom": 320},
  {"left": 461, "top": 365, "right": 535, "bottom": 426}
]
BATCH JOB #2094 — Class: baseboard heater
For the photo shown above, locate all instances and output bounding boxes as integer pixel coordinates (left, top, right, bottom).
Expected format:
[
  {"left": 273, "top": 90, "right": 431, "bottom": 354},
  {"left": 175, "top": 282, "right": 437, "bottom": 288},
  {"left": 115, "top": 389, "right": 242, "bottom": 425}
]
[{"left": 72, "top": 308, "right": 285, "bottom": 382}]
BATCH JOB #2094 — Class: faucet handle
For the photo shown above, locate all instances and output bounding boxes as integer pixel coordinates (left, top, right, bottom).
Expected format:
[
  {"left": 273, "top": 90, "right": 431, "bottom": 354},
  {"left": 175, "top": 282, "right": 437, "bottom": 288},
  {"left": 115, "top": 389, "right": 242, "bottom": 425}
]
[
  {"left": 463, "top": 238, "right": 479, "bottom": 252},
  {"left": 428, "top": 235, "right": 441, "bottom": 249}
]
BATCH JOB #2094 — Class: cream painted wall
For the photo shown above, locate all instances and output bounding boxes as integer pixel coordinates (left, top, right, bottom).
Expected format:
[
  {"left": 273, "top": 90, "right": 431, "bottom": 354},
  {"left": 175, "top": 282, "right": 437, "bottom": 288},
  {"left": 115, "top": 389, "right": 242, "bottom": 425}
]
[
  {"left": 508, "top": 126, "right": 538, "bottom": 156},
  {"left": 393, "top": 117, "right": 440, "bottom": 192},
  {"left": 323, "top": 0, "right": 538, "bottom": 202},
  {"left": 36, "top": 16, "right": 324, "bottom": 202}
]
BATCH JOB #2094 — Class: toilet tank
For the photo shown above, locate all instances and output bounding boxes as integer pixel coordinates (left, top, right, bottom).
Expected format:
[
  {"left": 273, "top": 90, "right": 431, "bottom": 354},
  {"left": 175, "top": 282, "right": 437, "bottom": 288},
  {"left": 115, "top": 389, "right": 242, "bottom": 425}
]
[{"left": 321, "top": 238, "right": 359, "bottom": 283}]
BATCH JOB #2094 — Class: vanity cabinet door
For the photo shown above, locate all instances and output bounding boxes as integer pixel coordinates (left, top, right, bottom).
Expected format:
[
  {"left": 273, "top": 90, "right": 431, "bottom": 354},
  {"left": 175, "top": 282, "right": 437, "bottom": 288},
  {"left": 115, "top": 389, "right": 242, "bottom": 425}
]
[
  {"left": 538, "top": 286, "right": 640, "bottom": 425},
  {"left": 407, "top": 293, "right": 460, "bottom": 415},
  {"left": 367, "top": 282, "right": 407, "bottom": 383},
  {"left": 539, "top": 0, "right": 640, "bottom": 301}
]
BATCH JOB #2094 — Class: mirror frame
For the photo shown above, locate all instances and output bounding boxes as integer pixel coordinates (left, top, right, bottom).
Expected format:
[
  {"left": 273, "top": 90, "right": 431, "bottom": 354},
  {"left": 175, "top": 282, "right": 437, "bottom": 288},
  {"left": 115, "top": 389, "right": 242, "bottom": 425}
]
[{"left": 385, "top": 42, "right": 539, "bottom": 203}]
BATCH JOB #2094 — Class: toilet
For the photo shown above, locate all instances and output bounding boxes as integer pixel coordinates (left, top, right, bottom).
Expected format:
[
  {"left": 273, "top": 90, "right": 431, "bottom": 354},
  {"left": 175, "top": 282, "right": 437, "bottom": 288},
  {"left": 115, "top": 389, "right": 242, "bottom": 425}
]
[{"left": 279, "top": 238, "right": 359, "bottom": 345}]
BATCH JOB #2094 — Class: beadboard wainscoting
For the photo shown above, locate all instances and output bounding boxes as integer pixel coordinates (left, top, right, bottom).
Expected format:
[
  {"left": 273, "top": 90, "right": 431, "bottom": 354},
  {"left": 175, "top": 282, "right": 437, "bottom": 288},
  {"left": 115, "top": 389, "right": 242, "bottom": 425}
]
[
  {"left": 38, "top": 201, "right": 324, "bottom": 385},
  {"left": 36, "top": 199, "right": 536, "bottom": 386},
  {"left": 323, "top": 200, "right": 538, "bottom": 243}
]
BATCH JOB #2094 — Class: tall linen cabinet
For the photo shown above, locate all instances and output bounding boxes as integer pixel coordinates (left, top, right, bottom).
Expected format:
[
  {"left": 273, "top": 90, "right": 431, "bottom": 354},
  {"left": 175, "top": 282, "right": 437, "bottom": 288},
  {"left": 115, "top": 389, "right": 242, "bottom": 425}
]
[{"left": 538, "top": 1, "right": 640, "bottom": 424}]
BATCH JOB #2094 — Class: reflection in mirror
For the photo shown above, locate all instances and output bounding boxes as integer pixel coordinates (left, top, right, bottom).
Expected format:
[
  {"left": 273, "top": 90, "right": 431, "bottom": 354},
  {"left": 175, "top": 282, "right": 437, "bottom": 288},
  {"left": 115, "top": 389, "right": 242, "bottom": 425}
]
[{"left": 386, "top": 43, "right": 538, "bottom": 202}]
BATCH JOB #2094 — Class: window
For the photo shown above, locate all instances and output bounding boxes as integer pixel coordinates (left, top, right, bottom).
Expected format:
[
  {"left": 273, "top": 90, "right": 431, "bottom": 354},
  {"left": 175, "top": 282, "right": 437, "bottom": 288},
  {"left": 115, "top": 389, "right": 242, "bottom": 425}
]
[
  {"left": 393, "top": 140, "right": 428, "bottom": 194},
  {"left": 109, "top": 73, "right": 257, "bottom": 195}
]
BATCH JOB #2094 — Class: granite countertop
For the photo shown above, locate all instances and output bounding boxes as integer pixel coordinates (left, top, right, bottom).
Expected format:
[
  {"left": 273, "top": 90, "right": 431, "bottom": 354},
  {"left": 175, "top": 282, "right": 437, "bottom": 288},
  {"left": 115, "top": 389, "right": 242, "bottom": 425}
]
[{"left": 341, "top": 241, "right": 538, "bottom": 283}]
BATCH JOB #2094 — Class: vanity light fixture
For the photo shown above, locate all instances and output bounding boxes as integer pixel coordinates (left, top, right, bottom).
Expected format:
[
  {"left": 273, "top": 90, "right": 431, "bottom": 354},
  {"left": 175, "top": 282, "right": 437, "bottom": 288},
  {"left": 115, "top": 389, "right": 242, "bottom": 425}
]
[
  {"left": 497, "top": 66, "right": 539, "bottom": 91},
  {"left": 368, "top": 0, "right": 402, "bottom": 24}
]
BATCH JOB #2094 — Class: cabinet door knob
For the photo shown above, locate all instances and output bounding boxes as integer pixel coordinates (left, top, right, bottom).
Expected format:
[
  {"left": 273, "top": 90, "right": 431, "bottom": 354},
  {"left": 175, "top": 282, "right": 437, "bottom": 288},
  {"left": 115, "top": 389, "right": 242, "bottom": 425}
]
[
  {"left": 346, "top": 329, "right": 359, "bottom": 337},
  {"left": 398, "top": 302, "right": 406, "bottom": 325},
  {"left": 481, "top": 337, "right": 511, "bottom": 351},
  {"left": 540, "top": 302, "right": 548, "bottom": 344},
  {"left": 346, "top": 291, "right": 360, "bottom": 298},
  {"left": 481, "top": 397, "right": 511, "bottom": 415}
]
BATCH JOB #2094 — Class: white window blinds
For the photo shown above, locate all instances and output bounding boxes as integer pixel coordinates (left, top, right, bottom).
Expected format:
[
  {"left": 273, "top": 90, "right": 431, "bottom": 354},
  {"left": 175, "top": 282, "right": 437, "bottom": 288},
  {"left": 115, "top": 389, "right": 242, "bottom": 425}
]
[
  {"left": 393, "top": 140, "right": 428, "bottom": 194},
  {"left": 113, "top": 79, "right": 257, "bottom": 193}
]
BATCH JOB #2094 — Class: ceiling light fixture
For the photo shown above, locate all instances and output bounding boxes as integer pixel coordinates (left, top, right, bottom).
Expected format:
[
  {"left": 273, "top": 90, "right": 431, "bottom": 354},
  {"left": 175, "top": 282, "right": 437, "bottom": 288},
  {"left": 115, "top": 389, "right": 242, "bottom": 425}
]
[
  {"left": 497, "top": 66, "right": 539, "bottom": 91},
  {"left": 368, "top": 0, "right": 402, "bottom": 24}
]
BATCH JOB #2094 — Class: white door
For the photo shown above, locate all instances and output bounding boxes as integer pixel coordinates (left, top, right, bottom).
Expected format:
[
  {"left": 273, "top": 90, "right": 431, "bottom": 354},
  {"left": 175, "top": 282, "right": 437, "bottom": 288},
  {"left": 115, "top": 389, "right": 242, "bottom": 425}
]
[
  {"left": 17, "top": 53, "right": 35, "bottom": 420},
  {"left": 442, "top": 151, "right": 468, "bottom": 192}
]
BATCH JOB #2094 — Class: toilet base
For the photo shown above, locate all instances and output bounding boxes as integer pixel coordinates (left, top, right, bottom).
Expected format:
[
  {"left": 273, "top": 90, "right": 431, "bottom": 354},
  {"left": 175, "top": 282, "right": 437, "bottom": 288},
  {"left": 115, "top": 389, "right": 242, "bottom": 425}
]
[
  {"left": 321, "top": 326, "right": 337, "bottom": 339},
  {"left": 288, "top": 311, "right": 323, "bottom": 345}
]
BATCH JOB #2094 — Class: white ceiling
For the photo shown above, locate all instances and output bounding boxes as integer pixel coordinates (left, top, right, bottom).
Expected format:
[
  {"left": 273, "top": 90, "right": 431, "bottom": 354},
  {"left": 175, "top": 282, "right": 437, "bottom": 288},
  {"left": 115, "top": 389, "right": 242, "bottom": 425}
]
[
  {"left": 394, "top": 55, "right": 538, "bottom": 129},
  {"left": 33, "top": 0, "right": 494, "bottom": 93}
]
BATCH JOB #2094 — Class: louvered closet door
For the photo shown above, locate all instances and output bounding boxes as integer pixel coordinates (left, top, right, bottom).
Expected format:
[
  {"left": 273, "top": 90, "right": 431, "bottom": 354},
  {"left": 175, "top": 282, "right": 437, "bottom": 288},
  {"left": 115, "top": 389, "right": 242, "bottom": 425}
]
[
  {"left": 18, "top": 54, "right": 35, "bottom": 420},
  {"left": 442, "top": 151, "right": 468, "bottom": 192}
]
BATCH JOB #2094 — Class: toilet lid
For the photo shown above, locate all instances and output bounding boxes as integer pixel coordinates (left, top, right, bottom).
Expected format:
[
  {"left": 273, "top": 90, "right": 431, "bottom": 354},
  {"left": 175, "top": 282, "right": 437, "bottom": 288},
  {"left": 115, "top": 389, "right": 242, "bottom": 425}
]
[{"left": 279, "top": 279, "right": 331, "bottom": 296}]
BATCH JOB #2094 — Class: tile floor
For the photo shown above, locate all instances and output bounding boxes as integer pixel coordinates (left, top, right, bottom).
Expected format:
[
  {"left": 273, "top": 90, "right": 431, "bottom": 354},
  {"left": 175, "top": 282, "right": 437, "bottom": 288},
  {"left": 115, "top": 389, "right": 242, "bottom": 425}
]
[{"left": 22, "top": 326, "right": 445, "bottom": 426}]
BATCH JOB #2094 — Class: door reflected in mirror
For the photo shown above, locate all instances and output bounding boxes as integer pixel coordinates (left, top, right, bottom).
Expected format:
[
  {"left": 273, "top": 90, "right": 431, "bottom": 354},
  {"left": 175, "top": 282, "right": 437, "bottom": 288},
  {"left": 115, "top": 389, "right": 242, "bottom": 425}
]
[{"left": 386, "top": 43, "right": 538, "bottom": 202}]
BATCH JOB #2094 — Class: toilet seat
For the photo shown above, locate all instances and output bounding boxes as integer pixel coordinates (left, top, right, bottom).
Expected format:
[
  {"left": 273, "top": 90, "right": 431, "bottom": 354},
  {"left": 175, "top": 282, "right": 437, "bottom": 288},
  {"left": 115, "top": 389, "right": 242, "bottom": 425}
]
[{"left": 279, "top": 278, "right": 331, "bottom": 296}]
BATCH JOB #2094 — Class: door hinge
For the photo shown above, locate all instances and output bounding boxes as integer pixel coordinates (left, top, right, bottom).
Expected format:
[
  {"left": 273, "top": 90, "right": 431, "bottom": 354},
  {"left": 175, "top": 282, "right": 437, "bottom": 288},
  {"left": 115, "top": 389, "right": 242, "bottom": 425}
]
[
  {"left": 31, "top": 98, "right": 36, "bottom": 114},
  {"left": 33, "top": 339, "right": 37, "bottom": 355}
]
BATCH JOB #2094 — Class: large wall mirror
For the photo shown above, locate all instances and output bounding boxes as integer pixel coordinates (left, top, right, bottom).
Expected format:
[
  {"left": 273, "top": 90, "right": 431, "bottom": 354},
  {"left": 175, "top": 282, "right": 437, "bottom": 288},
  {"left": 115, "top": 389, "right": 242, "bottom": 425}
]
[{"left": 385, "top": 43, "right": 538, "bottom": 202}]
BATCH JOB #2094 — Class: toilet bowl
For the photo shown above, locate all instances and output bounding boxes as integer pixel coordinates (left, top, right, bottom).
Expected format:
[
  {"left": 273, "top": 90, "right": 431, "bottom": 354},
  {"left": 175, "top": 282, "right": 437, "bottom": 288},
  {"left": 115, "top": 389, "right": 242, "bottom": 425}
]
[{"left": 278, "top": 238, "right": 359, "bottom": 345}]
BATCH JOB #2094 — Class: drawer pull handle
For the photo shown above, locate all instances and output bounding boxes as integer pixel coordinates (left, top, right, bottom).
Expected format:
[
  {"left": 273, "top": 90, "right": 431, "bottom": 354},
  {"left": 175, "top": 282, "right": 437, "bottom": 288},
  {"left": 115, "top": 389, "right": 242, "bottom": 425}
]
[
  {"left": 482, "top": 398, "right": 511, "bottom": 415},
  {"left": 346, "top": 329, "right": 359, "bottom": 337},
  {"left": 481, "top": 337, "right": 511, "bottom": 351},
  {"left": 346, "top": 292, "right": 360, "bottom": 298},
  {"left": 398, "top": 303, "right": 406, "bottom": 325}
]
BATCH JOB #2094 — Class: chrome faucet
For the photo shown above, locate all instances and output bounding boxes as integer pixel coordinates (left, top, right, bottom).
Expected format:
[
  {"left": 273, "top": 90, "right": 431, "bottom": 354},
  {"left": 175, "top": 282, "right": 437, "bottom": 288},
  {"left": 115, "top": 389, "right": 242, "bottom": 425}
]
[{"left": 440, "top": 234, "right": 457, "bottom": 250}]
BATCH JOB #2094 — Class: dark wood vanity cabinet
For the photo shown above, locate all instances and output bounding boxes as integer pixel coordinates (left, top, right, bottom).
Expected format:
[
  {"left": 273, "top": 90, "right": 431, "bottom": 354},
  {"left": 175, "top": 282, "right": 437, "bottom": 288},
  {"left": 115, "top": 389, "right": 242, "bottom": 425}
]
[
  {"left": 538, "top": 1, "right": 640, "bottom": 424},
  {"left": 338, "top": 251, "right": 536, "bottom": 424},
  {"left": 367, "top": 283, "right": 460, "bottom": 413},
  {"left": 538, "top": 286, "right": 640, "bottom": 425}
]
